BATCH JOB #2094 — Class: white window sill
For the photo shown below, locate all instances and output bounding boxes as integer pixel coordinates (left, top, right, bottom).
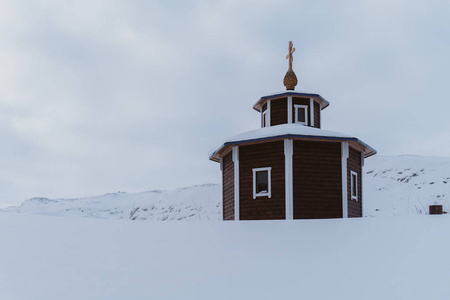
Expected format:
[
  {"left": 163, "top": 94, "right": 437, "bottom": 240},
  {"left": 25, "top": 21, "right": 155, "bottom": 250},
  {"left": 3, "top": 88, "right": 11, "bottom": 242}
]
[{"left": 254, "top": 192, "right": 270, "bottom": 198}]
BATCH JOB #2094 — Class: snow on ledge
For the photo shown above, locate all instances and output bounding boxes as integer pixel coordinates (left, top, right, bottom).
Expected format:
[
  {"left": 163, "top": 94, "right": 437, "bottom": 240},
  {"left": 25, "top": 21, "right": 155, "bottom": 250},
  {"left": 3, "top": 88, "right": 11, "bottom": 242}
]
[{"left": 209, "top": 124, "right": 359, "bottom": 158}]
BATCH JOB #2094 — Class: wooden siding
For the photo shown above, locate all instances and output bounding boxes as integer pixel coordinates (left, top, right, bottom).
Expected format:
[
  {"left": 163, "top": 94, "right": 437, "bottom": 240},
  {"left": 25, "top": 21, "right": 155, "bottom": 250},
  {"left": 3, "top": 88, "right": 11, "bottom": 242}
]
[
  {"left": 347, "top": 146, "right": 362, "bottom": 218},
  {"left": 314, "top": 101, "right": 321, "bottom": 129},
  {"left": 222, "top": 152, "right": 235, "bottom": 220},
  {"left": 293, "top": 140, "right": 342, "bottom": 219},
  {"left": 239, "top": 141, "right": 285, "bottom": 220},
  {"left": 270, "top": 98, "right": 287, "bottom": 126}
]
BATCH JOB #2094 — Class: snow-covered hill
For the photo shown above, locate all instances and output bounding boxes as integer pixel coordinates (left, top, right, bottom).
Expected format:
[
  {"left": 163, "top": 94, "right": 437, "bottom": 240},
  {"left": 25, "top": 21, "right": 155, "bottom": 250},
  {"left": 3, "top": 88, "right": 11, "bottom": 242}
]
[
  {"left": 3, "top": 155, "right": 450, "bottom": 219},
  {"left": 364, "top": 155, "right": 450, "bottom": 217},
  {"left": 2, "top": 184, "right": 222, "bottom": 221}
]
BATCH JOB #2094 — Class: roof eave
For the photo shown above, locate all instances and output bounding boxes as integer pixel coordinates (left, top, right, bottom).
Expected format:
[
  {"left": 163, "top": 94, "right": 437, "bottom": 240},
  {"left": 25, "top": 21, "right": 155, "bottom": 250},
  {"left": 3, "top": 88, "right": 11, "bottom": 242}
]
[
  {"left": 209, "top": 134, "right": 376, "bottom": 162},
  {"left": 252, "top": 92, "right": 330, "bottom": 112}
]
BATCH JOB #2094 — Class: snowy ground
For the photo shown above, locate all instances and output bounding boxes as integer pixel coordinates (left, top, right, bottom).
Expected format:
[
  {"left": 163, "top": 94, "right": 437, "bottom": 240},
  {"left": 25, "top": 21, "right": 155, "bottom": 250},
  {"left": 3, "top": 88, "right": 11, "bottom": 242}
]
[
  {"left": 0, "top": 213, "right": 449, "bottom": 300},
  {"left": 2, "top": 154, "right": 450, "bottom": 299}
]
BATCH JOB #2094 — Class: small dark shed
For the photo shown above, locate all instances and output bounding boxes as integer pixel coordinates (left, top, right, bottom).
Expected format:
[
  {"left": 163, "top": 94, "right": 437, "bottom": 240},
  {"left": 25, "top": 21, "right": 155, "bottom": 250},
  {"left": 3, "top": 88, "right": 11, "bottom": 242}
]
[{"left": 209, "top": 41, "right": 376, "bottom": 220}]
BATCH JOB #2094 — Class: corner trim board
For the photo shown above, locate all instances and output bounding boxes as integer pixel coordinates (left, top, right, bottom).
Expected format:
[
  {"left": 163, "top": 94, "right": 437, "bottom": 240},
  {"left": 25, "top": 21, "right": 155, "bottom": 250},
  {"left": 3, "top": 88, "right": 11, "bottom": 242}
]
[
  {"left": 341, "top": 142, "right": 349, "bottom": 218},
  {"left": 232, "top": 146, "right": 240, "bottom": 220},
  {"left": 261, "top": 109, "right": 264, "bottom": 127},
  {"left": 287, "top": 96, "right": 292, "bottom": 124},
  {"left": 284, "top": 139, "right": 293, "bottom": 220},
  {"left": 361, "top": 151, "right": 364, "bottom": 214},
  {"left": 361, "top": 152, "right": 365, "bottom": 167}
]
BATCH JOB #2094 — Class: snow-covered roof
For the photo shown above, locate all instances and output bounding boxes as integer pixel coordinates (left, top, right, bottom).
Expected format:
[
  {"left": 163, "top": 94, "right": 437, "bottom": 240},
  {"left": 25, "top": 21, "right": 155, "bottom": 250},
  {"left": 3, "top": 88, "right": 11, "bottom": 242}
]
[
  {"left": 209, "top": 124, "right": 376, "bottom": 161},
  {"left": 253, "top": 91, "right": 330, "bottom": 112}
]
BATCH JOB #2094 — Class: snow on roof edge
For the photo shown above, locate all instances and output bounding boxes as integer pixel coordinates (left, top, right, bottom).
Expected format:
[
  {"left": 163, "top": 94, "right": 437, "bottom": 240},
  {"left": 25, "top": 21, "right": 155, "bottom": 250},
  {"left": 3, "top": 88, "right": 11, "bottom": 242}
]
[{"left": 209, "top": 124, "right": 376, "bottom": 161}]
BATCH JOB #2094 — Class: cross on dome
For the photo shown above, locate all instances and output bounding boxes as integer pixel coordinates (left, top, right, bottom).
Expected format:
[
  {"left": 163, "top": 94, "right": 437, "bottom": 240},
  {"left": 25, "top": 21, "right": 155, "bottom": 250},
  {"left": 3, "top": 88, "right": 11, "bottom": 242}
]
[
  {"left": 283, "top": 41, "right": 298, "bottom": 90},
  {"left": 286, "top": 41, "right": 295, "bottom": 71}
]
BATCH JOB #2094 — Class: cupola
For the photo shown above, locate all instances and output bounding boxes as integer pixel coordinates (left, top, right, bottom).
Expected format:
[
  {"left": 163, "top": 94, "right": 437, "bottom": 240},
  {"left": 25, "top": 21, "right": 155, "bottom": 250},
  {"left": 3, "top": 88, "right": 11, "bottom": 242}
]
[{"left": 254, "top": 41, "right": 329, "bottom": 129}]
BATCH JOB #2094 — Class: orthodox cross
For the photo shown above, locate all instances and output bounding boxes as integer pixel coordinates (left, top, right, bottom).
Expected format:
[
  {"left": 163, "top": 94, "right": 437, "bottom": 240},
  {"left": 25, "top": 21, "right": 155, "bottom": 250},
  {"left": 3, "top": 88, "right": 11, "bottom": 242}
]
[{"left": 286, "top": 41, "right": 295, "bottom": 71}]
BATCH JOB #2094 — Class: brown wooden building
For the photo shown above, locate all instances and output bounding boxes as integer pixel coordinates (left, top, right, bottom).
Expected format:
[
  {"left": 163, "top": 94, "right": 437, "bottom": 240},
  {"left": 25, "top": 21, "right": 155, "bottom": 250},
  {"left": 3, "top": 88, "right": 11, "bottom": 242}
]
[{"left": 209, "top": 42, "right": 376, "bottom": 220}]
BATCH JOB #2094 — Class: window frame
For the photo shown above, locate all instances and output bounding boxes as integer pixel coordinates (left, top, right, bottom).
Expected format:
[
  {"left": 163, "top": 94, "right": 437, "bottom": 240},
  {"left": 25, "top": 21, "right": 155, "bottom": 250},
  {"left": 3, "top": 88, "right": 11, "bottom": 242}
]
[
  {"left": 294, "top": 104, "right": 309, "bottom": 125},
  {"left": 350, "top": 170, "right": 358, "bottom": 201},
  {"left": 252, "top": 167, "right": 272, "bottom": 199}
]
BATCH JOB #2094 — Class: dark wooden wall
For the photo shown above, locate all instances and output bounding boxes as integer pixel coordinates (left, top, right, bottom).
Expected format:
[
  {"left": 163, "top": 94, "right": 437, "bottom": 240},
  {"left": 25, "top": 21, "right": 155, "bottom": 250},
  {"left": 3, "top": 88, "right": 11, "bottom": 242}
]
[
  {"left": 347, "top": 147, "right": 362, "bottom": 218},
  {"left": 222, "top": 152, "right": 235, "bottom": 220},
  {"left": 239, "top": 141, "right": 285, "bottom": 220},
  {"left": 270, "top": 98, "right": 287, "bottom": 126},
  {"left": 314, "top": 101, "right": 321, "bottom": 128},
  {"left": 293, "top": 141, "right": 342, "bottom": 219}
]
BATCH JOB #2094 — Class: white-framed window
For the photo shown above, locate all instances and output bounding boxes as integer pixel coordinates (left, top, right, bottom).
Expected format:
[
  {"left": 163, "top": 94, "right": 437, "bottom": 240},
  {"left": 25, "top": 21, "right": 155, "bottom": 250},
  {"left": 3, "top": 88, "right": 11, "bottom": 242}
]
[
  {"left": 294, "top": 104, "right": 308, "bottom": 125},
  {"left": 252, "top": 167, "right": 272, "bottom": 199},
  {"left": 351, "top": 171, "right": 358, "bottom": 201},
  {"left": 262, "top": 110, "right": 268, "bottom": 127}
]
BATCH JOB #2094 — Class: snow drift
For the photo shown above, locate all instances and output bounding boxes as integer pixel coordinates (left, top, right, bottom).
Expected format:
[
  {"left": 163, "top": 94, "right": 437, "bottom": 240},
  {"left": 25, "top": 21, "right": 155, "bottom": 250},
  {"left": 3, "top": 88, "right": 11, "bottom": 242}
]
[{"left": 0, "top": 213, "right": 449, "bottom": 300}]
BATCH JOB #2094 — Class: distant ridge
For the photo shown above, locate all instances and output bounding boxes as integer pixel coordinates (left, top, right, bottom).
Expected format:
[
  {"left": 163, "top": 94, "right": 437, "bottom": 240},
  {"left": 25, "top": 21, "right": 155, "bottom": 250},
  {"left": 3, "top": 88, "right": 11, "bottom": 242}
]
[
  {"left": 2, "top": 184, "right": 221, "bottom": 221},
  {"left": 3, "top": 155, "right": 450, "bottom": 220}
]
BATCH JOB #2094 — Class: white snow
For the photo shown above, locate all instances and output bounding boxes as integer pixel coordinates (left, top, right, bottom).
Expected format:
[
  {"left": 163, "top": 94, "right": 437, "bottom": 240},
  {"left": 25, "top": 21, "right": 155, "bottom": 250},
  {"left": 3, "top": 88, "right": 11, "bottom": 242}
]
[{"left": 0, "top": 213, "right": 449, "bottom": 299}]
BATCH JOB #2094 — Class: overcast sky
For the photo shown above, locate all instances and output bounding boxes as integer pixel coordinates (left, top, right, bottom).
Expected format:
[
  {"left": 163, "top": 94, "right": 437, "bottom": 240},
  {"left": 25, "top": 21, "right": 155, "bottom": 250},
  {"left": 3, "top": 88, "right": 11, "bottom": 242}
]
[{"left": 0, "top": 0, "right": 449, "bottom": 207}]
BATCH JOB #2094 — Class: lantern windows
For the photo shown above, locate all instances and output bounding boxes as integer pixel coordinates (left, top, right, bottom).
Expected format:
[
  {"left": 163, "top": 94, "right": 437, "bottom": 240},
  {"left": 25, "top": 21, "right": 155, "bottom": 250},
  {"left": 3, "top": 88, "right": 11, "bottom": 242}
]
[{"left": 294, "top": 104, "right": 308, "bottom": 125}]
